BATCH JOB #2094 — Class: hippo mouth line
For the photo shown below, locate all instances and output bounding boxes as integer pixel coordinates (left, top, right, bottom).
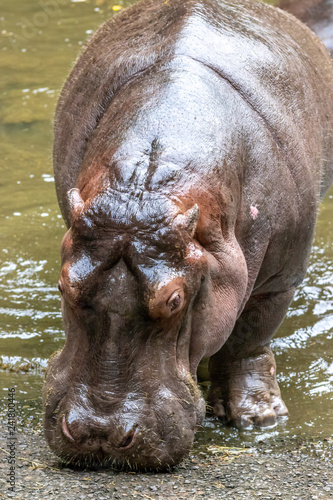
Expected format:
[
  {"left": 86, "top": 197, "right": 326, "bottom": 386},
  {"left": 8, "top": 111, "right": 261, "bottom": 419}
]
[{"left": 53, "top": 422, "right": 181, "bottom": 471}]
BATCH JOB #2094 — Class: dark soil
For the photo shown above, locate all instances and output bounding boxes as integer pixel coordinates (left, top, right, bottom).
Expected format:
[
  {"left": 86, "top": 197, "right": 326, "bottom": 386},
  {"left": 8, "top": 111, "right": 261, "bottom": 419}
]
[{"left": 1, "top": 421, "right": 332, "bottom": 500}]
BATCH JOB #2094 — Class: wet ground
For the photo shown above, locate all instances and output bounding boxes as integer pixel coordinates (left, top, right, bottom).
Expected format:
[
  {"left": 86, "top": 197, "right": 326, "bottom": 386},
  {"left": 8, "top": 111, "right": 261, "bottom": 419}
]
[
  {"left": 0, "top": 0, "right": 333, "bottom": 498},
  {"left": 0, "top": 421, "right": 332, "bottom": 499}
]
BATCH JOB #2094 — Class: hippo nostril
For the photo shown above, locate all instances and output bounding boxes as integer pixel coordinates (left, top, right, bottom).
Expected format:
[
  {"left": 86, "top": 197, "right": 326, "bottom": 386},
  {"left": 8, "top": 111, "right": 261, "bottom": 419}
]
[
  {"left": 121, "top": 435, "right": 133, "bottom": 448},
  {"left": 118, "top": 429, "right": 136, "bottom": 449},
  {"left": 61, "top": 415, "right": 74, "bottom": 441}
]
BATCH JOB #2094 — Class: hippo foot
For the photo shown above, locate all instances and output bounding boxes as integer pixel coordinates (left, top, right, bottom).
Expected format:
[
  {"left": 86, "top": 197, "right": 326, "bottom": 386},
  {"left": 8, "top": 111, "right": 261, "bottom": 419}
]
[{"left": 208, "top": 347, "right": 288, "bottom": 428}]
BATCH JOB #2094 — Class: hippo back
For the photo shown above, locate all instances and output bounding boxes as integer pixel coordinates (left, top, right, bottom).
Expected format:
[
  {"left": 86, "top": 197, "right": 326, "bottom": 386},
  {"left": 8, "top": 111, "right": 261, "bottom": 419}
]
[{"left": 53, "top": 0, "right": 333, "bottom": 226}]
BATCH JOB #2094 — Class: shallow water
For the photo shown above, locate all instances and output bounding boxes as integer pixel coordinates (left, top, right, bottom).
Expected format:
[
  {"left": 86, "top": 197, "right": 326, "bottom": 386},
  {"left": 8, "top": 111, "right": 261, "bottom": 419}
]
[{"left": 0, "top": 0, "right": 332, "bottom": 449}]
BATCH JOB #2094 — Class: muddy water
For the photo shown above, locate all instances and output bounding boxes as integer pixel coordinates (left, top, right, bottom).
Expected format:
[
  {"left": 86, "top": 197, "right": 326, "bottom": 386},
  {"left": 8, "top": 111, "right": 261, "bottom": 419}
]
[{"left": 0, "top": 0, "right": 332, "bottom": 449}]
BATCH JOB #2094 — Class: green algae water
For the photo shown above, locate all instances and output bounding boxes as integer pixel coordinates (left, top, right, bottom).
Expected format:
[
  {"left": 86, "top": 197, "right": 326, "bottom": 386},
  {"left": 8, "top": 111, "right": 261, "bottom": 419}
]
[{"left": 0, "top": 0, "right": 332, "bottom": 447}]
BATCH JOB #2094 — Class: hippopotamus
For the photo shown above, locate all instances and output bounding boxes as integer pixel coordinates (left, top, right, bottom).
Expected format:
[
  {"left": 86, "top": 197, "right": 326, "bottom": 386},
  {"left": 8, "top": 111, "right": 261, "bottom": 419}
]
[
  {"left": 278, "top": 0, "right": 333, "bottom": 55},
  {"left": 43, "top": 0, "right": 333, "bottom": 470}
]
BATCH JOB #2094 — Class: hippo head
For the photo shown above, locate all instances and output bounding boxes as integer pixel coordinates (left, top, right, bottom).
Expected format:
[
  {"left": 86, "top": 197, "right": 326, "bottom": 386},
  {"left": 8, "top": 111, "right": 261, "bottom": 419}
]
[{"left": 43, "top": 177, "right": 247, "bottom": 470}]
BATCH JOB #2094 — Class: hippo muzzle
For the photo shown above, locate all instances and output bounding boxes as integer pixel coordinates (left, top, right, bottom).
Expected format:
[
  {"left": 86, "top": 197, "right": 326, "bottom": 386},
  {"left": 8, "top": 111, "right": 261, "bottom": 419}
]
[{"left": 44, "top": 358, "right": 205, "bottom": 469}]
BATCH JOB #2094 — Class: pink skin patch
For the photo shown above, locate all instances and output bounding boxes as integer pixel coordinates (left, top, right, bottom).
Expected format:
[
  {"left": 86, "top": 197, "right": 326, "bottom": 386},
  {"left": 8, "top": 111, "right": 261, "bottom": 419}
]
[
  {"left": 270, "top": 366, "right": 275, "bottom": 376},
  {"left": 250, "top": 205, "right": 259, "bottom": 220}
]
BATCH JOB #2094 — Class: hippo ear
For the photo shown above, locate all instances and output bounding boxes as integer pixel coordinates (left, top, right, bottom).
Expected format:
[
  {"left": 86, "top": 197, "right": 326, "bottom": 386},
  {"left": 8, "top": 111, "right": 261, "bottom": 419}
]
[
  {"left": 176, "top": 205, "right": 200, "bottom": 237},
  {"left": 67, "top": 188, "right": 84, "bottom": 221}
]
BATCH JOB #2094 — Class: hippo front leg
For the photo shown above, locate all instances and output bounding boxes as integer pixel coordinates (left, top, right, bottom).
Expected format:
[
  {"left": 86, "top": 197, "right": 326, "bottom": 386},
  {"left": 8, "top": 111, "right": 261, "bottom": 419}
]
[{"left": 208, "top": 288, "right": 295, "bottom": 427}]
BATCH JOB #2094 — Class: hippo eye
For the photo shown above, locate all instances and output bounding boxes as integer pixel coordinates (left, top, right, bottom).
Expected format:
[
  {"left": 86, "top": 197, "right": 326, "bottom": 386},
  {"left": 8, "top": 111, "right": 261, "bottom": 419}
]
[
  {"left": 149, "top": 281, "right": 185, "bottom": 320},
  {"left": 167, "top": 291, "right": 182, "bottom": 312},
  {"left": 170, "top": 294, "right": 181, "bottom": 311}
]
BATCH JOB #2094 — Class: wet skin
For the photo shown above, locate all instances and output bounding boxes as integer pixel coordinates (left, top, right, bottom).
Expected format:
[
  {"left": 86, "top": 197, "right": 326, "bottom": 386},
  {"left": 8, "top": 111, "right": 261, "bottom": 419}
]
[
  {"left": 278, "top": 0, "right": 333, "bottom": 55},
  {"left": 43, "top": 0, "right": 333, "bottom": 469}
]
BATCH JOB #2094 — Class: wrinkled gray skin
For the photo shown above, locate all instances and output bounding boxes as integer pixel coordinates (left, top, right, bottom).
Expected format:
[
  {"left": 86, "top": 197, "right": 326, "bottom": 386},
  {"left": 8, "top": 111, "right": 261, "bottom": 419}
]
[
  {"left": 43, "top": 0, "right": 333, "bottom": 470},
  {"left": 278, "top": 0, "right": 333, "bottom": 55}
]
